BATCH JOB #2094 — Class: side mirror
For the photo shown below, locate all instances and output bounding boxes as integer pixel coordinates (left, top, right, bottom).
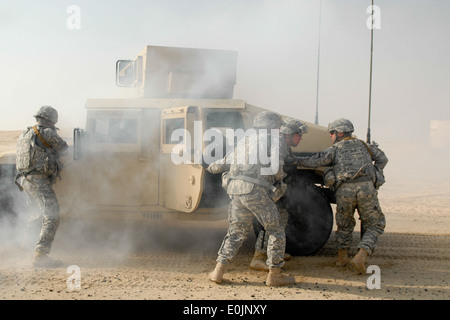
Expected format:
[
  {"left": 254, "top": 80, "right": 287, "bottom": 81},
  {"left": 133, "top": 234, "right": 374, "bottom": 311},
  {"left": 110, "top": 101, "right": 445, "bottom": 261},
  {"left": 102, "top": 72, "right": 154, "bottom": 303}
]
[{"left": 116, "top": 59, "right": 136, "bottom": 87}]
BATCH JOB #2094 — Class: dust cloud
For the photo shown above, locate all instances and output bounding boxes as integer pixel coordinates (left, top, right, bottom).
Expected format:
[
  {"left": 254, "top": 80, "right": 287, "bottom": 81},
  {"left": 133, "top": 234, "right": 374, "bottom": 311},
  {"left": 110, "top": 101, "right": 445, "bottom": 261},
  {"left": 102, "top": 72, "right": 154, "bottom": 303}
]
[
  {"left": 0, "top": 115, "right": 231, "bottom": 266},
  {"left": 1, "top": 114, "right": 449, "bottom": 267},
  {"left": 381, "top": 137, "right": 450, "bottom": 187},
  {"left": 0, "top": 50, "right": 234, "bottom": 266}
]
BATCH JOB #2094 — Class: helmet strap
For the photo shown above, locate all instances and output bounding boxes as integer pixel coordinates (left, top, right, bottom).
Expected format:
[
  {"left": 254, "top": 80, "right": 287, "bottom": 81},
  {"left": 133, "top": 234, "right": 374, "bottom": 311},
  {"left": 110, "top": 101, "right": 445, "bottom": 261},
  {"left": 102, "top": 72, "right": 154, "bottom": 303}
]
[{"left": 335, "top": 132, "right": 351, "bottom": 143}]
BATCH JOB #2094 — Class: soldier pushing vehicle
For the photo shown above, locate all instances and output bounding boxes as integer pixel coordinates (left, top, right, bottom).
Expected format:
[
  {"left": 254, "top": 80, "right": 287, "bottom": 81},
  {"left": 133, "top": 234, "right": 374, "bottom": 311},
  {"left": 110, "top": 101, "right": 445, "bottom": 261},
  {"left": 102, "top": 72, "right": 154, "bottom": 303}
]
[
  {"left": 207, "top": 111, "right": 295, "bottom": 286},
  {"left": 292, "top": 118, "right": 388, "bottom": 274}
]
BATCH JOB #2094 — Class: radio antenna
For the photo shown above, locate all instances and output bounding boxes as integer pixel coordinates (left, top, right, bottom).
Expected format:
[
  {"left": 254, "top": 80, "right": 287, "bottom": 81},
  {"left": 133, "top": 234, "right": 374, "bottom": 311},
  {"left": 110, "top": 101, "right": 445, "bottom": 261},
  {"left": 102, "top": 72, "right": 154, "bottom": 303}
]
[
  {"left": 367, "top": 0, "right": 375, "bottom": 144},
  {"left": 314, "top": 0, "right": 322, "bottom": 125}
]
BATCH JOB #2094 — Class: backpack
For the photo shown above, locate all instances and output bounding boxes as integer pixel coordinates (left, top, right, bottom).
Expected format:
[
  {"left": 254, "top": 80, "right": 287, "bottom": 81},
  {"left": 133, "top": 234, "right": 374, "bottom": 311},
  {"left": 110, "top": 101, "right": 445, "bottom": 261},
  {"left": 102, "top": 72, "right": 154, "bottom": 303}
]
[
  {"left": 15, "top": 126, "right": 59, "bottom": 191},
  {"left": 16, "top": 127, "right": 36, "bottom": 172}
]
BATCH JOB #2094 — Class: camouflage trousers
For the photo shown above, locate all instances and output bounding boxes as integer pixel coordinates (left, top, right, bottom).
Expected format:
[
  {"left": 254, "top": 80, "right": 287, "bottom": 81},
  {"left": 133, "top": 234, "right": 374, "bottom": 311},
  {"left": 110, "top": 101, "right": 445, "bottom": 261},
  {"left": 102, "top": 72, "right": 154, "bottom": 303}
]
[
  {"left": 335, "top": 180, "right": 386, "bottom": 255},
  {"left": 217, "top": 185, "right": 286, "bottom": 268},
  {"left": 254, "top": 202, "right": 288, "bottom": 254},
  {"left": 20, "top": 176, "right": 60, "bottom": 255}
]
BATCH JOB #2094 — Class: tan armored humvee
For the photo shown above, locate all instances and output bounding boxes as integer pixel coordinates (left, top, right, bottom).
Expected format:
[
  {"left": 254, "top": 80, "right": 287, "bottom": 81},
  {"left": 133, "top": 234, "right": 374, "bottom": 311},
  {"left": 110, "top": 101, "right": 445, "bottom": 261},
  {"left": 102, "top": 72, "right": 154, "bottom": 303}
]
[{"left": 0, "top": 46, "right": 334, "bottom": 255}]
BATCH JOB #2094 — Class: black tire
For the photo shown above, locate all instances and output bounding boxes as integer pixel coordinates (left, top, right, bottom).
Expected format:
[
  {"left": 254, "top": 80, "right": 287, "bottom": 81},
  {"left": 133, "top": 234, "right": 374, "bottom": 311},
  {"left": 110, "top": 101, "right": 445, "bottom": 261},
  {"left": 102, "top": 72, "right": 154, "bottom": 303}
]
[
  {"left": 283, "top": 177, "right": 333, "bottom": 256},
  {"left": 251, "top": 175, "right": 333, "bottom": 256}
]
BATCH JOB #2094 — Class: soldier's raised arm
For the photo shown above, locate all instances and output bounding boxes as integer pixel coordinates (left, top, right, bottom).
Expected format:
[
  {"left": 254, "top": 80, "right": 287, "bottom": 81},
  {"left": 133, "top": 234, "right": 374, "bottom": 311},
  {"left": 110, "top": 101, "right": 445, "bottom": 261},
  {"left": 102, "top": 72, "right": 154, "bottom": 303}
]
[
  {"left": 295, "top": 147, "right": 336, "bottom": 168},
  {"left": 43, "top": 129, "right": 69, "bottom": 155}
]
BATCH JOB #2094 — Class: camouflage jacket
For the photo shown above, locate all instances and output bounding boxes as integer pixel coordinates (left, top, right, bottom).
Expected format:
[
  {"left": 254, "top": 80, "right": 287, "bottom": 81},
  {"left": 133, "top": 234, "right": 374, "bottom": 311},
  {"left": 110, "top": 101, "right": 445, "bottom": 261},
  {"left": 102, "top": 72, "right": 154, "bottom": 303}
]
[
  {"left": 296, "top": 137, "right": 388, "bottom": 185},
  {"left": 207, "top": 130, "right": 285, "bottom": 195}
]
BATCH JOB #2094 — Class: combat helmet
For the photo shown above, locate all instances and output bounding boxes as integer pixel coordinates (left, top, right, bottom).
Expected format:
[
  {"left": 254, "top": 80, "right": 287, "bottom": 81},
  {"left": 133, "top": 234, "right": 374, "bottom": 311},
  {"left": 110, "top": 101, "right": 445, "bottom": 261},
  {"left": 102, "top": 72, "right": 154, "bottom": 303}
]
[
  {"left": 280, "top": 118, "right": 307, "bottom": 135},
  {"left": 34, "top": 106, "right": 58, "bottom": 124},
  {"left": 252, "top": 111, "right": 283, "bottom": 129},
  {"left": 327, "top": 118, "right": 354, "bottom": 133}
]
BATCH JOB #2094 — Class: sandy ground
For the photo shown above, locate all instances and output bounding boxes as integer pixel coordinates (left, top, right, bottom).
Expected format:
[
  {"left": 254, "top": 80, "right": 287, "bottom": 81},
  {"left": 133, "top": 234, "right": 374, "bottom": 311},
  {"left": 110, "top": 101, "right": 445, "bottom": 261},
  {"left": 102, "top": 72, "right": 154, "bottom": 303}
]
[{"left": 0, "top": 130, "right": 449, "bottom": 304}]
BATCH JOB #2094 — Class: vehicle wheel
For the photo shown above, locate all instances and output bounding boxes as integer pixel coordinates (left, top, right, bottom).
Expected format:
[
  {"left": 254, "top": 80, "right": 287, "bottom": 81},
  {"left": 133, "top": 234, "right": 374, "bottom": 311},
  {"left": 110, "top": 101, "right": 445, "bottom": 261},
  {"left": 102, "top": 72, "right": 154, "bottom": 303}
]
[
  {"left": 251, "top": 176, "right": 333, "bottom": 256},
  {"left": 283, "top": 177, "right": 333, "bottom": 256}
]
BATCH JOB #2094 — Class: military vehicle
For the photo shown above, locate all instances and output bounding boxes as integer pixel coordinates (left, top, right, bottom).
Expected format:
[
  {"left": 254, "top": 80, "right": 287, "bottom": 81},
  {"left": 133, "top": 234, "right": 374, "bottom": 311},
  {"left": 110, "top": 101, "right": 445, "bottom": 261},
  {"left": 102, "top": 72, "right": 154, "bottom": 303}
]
[{"left": 0, "top": 45, "right": 334, "bottom": 255}]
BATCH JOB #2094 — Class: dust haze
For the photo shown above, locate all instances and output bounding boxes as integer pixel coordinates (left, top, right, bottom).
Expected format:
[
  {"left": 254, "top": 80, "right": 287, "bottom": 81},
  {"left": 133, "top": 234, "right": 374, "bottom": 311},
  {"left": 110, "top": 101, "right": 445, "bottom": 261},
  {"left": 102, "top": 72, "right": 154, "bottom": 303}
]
[
  {"left": 0, "top": 125, "right": 229, "bottom": 266},
  {"left": 1, "top": 118, "right": 448, "bottom": 268},
  {"left": 0, "top": 2, "right": 449, "bottom": 301}
]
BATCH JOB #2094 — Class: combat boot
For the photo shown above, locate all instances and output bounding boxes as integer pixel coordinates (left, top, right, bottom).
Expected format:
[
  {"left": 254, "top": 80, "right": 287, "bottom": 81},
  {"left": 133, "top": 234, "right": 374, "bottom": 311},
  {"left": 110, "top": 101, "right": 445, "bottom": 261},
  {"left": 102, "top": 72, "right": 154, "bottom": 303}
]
[
  {"left": 266, "top": 268, "right": 295, "bottom": 287},
  {"left": 249, "top": 251, "right": 269, "bottom": 272},
  {"left": 349, "top": 248, "right": 369, "bottom": 274},
  {"left": 32, "top": 252, "right": 64, "bottom": 268},
  {"left": 209, "top": 262, "right": 226, "bottom": 284},
  {"left": 335, "top": 249, "right": 350, "bottom": 267}
]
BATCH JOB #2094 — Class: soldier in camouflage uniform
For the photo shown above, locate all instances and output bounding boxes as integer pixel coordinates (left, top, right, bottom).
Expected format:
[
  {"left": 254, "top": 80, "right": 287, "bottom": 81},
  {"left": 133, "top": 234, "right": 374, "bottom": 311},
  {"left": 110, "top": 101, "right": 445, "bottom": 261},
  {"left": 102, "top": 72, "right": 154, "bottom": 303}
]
[
  {"left": 293, "top": 118, "right": 388, "bottom": 274},
  {"left": 207, "top": 111, "right": 295, "bottom": 286},
  {"left": 250, "top": 118, "right": 307, "bottom": 272},
  {"left": 15, "top": 106, "right": 68, "bottom": 268}
]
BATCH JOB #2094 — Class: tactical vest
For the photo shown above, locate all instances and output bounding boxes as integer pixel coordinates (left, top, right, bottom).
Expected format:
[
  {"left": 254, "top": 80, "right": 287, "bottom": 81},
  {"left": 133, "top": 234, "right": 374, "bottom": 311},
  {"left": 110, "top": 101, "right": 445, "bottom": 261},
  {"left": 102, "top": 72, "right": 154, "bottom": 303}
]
[
  {"left": 333, "top": 139, "right": 373, "bottom": 183},
  {"left": 227, "top": 132, "right": 276, "bottom": 194}
]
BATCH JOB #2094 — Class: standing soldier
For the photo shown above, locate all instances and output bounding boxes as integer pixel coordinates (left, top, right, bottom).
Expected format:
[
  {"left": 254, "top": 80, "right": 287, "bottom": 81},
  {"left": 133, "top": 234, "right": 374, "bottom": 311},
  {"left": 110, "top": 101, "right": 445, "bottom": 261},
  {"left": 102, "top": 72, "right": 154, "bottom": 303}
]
[
  {"left": 293, "top": 118, "right": 388, "bottom": 274},
  {"left": 15, "top": 106, "right": 68, "bottom": 268},
  {"left": 207, "top": 111, "right": 295, "bottom": 286},
  {"left": 249, "top": 118, "right": 307, "bottom": 272}
]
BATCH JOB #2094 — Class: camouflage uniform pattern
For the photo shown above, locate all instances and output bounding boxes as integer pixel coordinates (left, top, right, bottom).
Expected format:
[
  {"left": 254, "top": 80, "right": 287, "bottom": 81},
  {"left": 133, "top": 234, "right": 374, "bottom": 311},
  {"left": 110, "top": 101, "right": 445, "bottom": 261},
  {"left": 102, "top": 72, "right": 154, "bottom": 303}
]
[
  {"left": 254, "top": 202, "right": 289, "bottom": 255},
  {"left": 214, "top": 128, "right": 286, "bottom": 268},
  {"left": 254, "top": 135, "right": 291, "bottom": 254},
  {"left": 335, "top": 181, "right": 385, "bottom": 255},
  {"left": 296, "top": 137, "right": 388, "bottom": 255},
  {"left": 17, "top": 120, "right": 68, "bottom": 255},
  {"left": 21, "top": 177, "right": 61, "bottom": 254},
  {"left": 217, "top": 185, "right": 285, "bottom": 268},
  {"left": 254, "top": 118, "right": 307, "bottom": 254}
]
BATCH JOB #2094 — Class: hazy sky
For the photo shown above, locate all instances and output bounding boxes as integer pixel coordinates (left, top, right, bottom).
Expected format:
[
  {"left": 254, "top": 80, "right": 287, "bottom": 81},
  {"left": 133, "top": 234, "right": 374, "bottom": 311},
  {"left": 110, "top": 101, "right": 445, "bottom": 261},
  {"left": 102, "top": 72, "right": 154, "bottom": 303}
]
[{"left": 1, "top": 0, "right": 449, "bottom": 145}]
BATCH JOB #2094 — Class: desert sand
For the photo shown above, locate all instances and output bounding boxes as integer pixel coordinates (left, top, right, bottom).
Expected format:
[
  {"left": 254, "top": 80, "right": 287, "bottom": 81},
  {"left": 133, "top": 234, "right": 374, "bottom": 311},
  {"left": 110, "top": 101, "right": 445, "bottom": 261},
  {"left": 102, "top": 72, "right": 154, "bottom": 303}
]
[{"left": 0, "top": 130, "right": 449, "bottom": 304}]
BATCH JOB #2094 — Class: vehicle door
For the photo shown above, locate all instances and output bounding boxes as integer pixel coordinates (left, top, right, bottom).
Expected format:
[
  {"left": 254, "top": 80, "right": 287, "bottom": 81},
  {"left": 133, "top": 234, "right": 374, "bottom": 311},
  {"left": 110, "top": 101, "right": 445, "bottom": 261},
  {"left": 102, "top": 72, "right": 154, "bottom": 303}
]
[
  {"left": 85, "top": 108, "right": 160, "bottom": 207},
  {"left": 160, "top": 106, "right": 205, "bottom": 213}
]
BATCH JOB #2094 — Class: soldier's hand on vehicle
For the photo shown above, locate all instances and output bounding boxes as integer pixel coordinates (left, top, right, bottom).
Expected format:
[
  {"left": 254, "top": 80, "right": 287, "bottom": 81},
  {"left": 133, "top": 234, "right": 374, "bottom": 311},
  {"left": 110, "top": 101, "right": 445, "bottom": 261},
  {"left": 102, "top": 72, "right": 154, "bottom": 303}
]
[
  {"left": 285, "top": 156, "right": 298, "bottom": 165},
  {"left": 200, "top": 159, "right": 210, "bottom": 170}
]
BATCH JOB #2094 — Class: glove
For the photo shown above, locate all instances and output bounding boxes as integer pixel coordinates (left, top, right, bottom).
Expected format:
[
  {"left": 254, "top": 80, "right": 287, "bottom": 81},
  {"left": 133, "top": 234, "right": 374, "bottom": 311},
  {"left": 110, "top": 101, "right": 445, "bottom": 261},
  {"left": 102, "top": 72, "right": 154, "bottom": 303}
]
[
  {"left": 284, "top": 156, "right": 297, "bottom": 165},
  {"left": 200, "top": 159, "right": 209, "bottom": 170}
]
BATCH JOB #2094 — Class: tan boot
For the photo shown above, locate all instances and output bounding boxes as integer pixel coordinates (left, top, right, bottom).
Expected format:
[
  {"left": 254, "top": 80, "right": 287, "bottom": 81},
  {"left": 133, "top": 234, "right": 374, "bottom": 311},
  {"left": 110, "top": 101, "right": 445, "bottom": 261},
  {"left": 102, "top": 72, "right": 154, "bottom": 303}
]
[
  {"left": 350, "top": 248, "right": 369, "bottom": 274},
  {"left": 209, "top": 262, "right": 226, "bottom": 284},
  {"left": 32, "top": 252, "right": 64, "bottom": 268},
  {"left": 249, "top": 251, "right": 269, "bottom": 272},
  {"left": 335, "top": 249, "right": 350, "bottom": 267},
  {"left": 266, "top": 268, "right": 295, "bottom": 287}
]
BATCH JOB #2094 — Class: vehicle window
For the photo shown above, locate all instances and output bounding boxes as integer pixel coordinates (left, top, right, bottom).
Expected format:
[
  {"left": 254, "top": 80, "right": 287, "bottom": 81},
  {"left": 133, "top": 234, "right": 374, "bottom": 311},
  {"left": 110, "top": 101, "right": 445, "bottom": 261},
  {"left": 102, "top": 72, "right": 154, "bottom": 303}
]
[
  {"left": 164, "top": 118, "right": 185, "bottom": 144},
  {"left": 91, "top": 118, "right": 138, "bottom": 144},
  {"left": 206, "top": 111, "right": 243, "bottom": 130}
]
